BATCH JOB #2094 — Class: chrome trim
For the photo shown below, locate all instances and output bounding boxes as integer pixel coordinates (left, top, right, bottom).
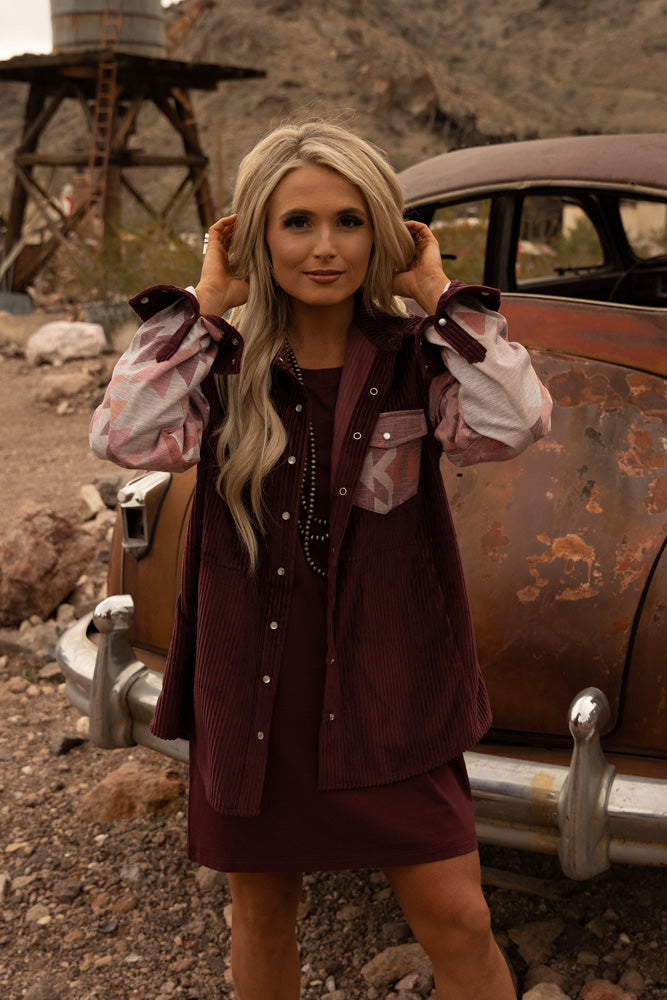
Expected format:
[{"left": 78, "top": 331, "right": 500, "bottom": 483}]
[
  {"left": 90, "top": 596, "right": 147, "bottom": 749},
  {"left": 558, "top": 688, "right": 616, "bottom": 879},
  {"left": 118, "top": 470, "right": 172, "bottom": 561},
  {"left": 57, "top": 604, "right": 666, "bottom": 877},
  {"left": 56, "top": 597, "right": 188, "bottom": 764}
]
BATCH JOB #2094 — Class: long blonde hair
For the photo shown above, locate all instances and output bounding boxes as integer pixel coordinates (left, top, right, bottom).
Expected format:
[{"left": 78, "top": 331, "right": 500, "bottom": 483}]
[{"left": 214, "top": 120, "right": 415, "bottom": 567}]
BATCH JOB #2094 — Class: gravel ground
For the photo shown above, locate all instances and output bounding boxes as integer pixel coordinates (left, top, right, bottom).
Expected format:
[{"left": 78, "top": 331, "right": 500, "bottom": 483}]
[
  {"left": 1, "top": 315, "right": 666, "bottom": 1000},
  {"left": 1, "top": 670, "right": 666, "bottom": 1000}
]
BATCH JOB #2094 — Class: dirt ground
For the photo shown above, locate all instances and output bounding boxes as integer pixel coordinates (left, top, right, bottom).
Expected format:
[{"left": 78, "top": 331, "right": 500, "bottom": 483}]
[
  {"left": 0, "top": 311, "right": 129, "bottom": 522},
  {"left": 1, "top": 307, "right": 666, "bottom": 1000}
]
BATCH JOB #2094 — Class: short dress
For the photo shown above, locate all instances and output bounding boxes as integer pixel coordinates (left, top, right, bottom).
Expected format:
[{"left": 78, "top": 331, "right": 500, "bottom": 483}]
[{"left": 187, "top": 366, "right": 478, "bottom": 872}]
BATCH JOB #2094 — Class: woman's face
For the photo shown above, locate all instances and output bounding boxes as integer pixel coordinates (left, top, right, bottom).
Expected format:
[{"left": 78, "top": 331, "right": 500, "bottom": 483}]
[{"left": 264, "top": 164, "right": 374, "bottom": 310}]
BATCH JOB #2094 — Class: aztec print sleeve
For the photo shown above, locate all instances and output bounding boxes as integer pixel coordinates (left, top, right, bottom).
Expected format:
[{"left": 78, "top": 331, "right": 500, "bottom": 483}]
[
  {"left": 89, "top": 285, "right": 242, "bottom": 472},
  {"left": 423, "top": 281, "right": 552, "bottom": 466}
]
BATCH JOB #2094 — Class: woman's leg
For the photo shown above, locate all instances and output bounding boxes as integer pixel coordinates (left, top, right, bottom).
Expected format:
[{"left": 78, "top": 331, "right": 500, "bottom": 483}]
[
  {"left": 383, "top": 851, "right": 515, "bottom": 1000},
  {"left": 227, "top": 870, "right": 304, "bottom": 1000}
]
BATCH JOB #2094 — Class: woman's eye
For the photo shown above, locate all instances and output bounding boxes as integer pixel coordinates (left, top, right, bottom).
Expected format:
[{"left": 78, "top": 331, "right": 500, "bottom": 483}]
[
  {"left": 339, "top": 215, "right": 364, "bottom": 228},
  {"left": 284, "top": 215, "right": 310, "bottom": 230}
]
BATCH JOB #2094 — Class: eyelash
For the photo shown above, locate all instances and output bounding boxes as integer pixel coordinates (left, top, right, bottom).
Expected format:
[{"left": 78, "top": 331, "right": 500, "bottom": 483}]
[{"left": 282, "top": 214, "right": 365, "bottom": 231}]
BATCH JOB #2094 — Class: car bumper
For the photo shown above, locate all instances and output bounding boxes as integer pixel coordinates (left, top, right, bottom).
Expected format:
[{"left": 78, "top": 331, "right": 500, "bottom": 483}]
[{"left": 57, "top": 595, "right": 667, "bottom": 880}]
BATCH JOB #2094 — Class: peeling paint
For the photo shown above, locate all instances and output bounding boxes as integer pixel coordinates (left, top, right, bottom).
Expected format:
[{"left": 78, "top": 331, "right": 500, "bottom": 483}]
[
  {"left": 645, "top": 473, "right": 667, "bottom": 514},
  {"left": 614, "top": 540, "right": 652, "bottom": 593},
  {"left": 546, "top": 368, "right": 623, "bottom": 411},
  {"left": 626, "top": 372, "right": 667, "bottom": 424},
  {"left": 482, "top": 521, "right": 509, "bottom": 562},
  {"left": 525, "top": 533, "right": 600, "bottom": 602},
  {"left": 517, "top": 585, "right": 540, "bottom": 604},
  {"left": 617, "top": 429, "right": 665, "bottom": 477}
]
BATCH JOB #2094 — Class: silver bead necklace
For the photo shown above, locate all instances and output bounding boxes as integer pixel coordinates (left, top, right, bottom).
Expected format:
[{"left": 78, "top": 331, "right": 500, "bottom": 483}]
[{"left": 284, "top": 341, "right": 329, "bottom": 578}]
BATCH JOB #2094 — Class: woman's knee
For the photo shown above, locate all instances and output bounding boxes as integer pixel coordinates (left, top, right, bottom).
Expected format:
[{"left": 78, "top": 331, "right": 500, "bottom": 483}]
[
  {"left": 384, "top": 854, "right": 494, "bottom": 959},
  {"left": 228, "top": 871, "right": 303, "bottom": 943}
]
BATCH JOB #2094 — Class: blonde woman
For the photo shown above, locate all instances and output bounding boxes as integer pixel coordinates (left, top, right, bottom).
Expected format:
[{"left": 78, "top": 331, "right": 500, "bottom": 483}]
[{"left": 91, "top": 120, "right": 551, "bottom": 1000}]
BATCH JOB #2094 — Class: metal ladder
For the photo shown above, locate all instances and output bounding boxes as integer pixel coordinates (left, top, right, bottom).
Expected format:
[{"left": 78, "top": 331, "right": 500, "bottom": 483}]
[{"left": 87, "top": 0, "right": 123, "bottom": 214}]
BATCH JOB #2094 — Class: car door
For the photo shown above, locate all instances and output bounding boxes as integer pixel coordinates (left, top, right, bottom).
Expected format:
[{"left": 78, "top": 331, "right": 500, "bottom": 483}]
[
  {"left": 441, "top": 296, "right": 667, "bottom": 747},
  {"left": 420, "top": 187, "right": 667, "bottom": 749}
]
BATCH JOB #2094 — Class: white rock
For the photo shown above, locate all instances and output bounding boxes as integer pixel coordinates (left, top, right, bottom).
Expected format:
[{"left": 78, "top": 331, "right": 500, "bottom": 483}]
[
  {"left": 361, "top": 943, "right": 433, "bottom": 991},
  {"left": 25, "top": 320, "right": 107, "bottom": 365},
  {"left": 522, "top": 985, "right": 571, "bottom": 1000},
  {"left": 78, "top": 483, "right": 106, "bottom": 521}
]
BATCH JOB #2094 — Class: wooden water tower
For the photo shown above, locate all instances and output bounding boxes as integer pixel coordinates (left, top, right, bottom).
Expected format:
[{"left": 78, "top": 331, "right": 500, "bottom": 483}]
[{"left": 0, "top": 0, "right": 263, "bottom": 293}]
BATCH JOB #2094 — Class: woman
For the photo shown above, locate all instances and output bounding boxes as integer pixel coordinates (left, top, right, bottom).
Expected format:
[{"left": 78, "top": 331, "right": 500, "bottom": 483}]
[{"left": 91, "top": 119, "right": 551, "bottom": 1000}]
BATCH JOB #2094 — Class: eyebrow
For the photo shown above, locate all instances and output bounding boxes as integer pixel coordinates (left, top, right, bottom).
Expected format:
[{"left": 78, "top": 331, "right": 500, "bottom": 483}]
[{"left": 279, "top": 206, "right": 368, "bottom": 219}]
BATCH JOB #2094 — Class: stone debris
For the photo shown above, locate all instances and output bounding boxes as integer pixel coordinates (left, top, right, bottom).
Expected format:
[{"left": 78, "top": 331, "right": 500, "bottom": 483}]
[
  {"left": 75, "top": 760, "right": 186, "bottom": 821},
  {"left": 360, "top": 942, "right": 434, "bottom": 992},
  {"left": 577, "top": 981, "right": 638, "bottom": 1000},
  {"left": 77, "top": 483, "right": 106, "bottom": 521},
  {"left": 25, "top": 320, "right": 107, "bottom": 366},
  {"left": 509, "top": 918, "right": 567, "bottom": 965},
  {"left": 0, "top": 501, "right": 97, "bottom": 626},
  {"left": 523, "top": 985, "right": 571, "bottom": 1000}
]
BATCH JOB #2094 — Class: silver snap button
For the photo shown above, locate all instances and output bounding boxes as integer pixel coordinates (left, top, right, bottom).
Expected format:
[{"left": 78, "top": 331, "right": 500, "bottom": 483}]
[
  {"left": 383, "top": 432, "right": 391, "bottom": 440},
  {"left": 231, "top": 338, "right": 239, "bottom": 346},
  {"left": 269, "top": 621, "right": 278, "bottom": 630},
  {"left": 339, "top": 487, "right": 347, "bottom": 496},
  {"left": 352, "top": 432, "right": 362, "bottom": 441},
  {"left": 277, "top": 566, "right": 285, "bottom": 576},
  {"left": 295, "top": 403, "right": 303, "bottom": 412},
  {"left": 281, "top": 511, "right": 290, "bottom": 521},
  {"left": 329, "top": 713, "right": 335, "bottom": 722},
  {"left": 370, "top": 387, "right": 378, "bottom": 396},
  {"left": 287, "top": 455, "right": 296, "bottom": 465},
  {"left": 262, "top": 675, "right": 271, "bottom": 684},
  {"left": 257, "top": 731, "right": 264, "bottom": 740},
  {"left": 140, "top": 296, "right": 149, "bottom": 304},
  {"left": 438, "top": 317, "right": 446, "bottom": 327}
]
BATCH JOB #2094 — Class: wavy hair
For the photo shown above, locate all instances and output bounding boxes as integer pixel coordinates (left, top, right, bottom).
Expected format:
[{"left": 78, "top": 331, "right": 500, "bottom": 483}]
[{"left": 214, "top": 119, "right": 415, "bottom": 567}]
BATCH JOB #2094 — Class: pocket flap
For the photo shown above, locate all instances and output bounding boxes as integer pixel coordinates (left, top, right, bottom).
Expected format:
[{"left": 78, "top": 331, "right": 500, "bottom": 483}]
[{"left": 368, "top": 409, "right": 428, "bottom": 449}]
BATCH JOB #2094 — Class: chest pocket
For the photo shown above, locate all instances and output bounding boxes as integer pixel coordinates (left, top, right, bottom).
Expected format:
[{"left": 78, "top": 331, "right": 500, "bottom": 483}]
[{"left": 352, "top": 408, "right": 428, "bottom": 514}]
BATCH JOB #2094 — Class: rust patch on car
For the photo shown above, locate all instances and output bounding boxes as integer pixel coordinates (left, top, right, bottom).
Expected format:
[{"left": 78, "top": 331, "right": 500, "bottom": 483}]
[
  {"left": 617, "top": 429, "right": 665, "bottom": 478},
  {"left": 482, "top": 521, "right": 510, "bottom": 562},
  {"left": 626, "top": 372, "right": 667, "bottom": 424},
  {"left": 522, "top": 533, "right": 600, "bottom": 602},
  {"left": 530, "top": 770, "right": 558, "bottom": 825},
  {"left": 545, "top": 368, "right": 622, "bottom": 411},
  {"left": 614, "top": 540, "right": 653, "bottom": 593},
  {"left": 645, "top": 473, "right": 667, "bottom": 514}
]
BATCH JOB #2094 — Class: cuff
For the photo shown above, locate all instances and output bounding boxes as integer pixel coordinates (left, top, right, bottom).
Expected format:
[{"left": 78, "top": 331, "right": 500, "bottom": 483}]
[
  {"left": 129, "top": 284, "right": 242, "bottom": 371},
  {"left": 428, "top": 280, "right": 502, "bottom": 364}
]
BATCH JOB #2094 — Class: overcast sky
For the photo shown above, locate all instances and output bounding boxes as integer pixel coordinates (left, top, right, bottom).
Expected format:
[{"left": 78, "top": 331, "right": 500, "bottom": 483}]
[
  {"left": 0, "top": 0, "right": 177, "bottom": 61},
  {"left": 0, "top": 0, "right": 53, "bottom": 60}
]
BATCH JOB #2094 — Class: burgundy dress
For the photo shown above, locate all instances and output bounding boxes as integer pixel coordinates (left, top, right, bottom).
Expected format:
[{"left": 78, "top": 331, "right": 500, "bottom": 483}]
[{"left": 187, "top": 366, "right": 477, "bottom": 872}]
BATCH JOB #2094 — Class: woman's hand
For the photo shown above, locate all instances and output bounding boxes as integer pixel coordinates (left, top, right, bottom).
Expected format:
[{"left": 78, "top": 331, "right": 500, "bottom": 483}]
[
  {"left": 392, "top": 220, "right": 449, "bottom": 315},
  {"left": 195, "top": 215, "right": 250, "bottom": 316}
]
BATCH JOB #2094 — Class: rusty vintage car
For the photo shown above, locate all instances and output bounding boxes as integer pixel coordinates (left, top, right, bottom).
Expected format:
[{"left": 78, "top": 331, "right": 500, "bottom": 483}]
[{"left": 58, "top": 133, "right": 667, "bottom": 879}]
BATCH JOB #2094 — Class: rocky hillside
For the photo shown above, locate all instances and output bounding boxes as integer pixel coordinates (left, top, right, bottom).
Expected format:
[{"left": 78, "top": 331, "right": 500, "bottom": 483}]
[{"left": 1, "top": 0, "right": 667, "bottom": 232}]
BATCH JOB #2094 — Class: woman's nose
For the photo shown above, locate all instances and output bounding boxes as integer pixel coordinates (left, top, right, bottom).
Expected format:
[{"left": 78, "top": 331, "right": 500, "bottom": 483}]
[{"left": 312, "top": 225, "right": 335, "bottom": 257}]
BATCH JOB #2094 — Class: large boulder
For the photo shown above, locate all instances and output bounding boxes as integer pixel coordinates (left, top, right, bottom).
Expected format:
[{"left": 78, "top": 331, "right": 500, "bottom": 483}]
[
  {"left": 25, "top": 320, "right": 107, "bottom": 365},
  {"left": 76, "top": 762, "right": 186, "bottom": 821},
  {"left": 0, "top": 502, "right": 97, "bottom": 626}
]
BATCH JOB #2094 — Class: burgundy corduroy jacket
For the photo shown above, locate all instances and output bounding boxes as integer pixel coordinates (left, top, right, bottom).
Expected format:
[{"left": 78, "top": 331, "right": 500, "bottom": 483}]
[{"left": 93, "top": 282, "right": 550, "bottom": 817}]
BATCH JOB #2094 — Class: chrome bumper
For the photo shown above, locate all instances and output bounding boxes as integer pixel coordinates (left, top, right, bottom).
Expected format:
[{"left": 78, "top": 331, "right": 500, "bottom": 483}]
[{"left": 57, "top": 595, "right": 667, "bottom": 880}]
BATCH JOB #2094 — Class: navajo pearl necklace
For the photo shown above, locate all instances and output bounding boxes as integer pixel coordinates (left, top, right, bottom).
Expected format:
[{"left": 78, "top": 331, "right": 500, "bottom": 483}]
[{"left": 284, "top": 340, "right": 329, "bottom": 578}]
